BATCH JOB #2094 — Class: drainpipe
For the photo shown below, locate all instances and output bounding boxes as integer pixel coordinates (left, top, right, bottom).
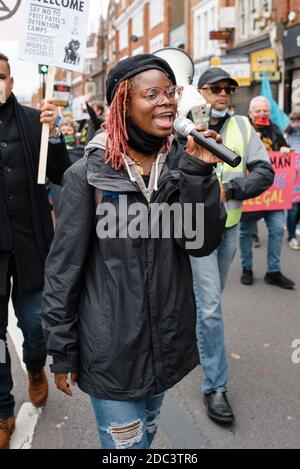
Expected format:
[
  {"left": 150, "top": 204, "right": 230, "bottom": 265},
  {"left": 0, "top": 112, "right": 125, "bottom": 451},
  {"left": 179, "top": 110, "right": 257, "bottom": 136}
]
[{"left": 270, "top": 22, "right": 285, "bottom": 108}]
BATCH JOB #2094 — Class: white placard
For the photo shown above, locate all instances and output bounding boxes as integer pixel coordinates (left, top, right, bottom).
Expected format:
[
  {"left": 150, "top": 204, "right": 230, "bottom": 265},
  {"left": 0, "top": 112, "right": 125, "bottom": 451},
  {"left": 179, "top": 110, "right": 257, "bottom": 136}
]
[
  {"left": 18, "top": 0, "right": 90, "bottom": 72},
  {"left": 0, "top": 0, "right": 24, "bottom": 41},
  {"left": 72, "top": 95, "right": 89, "bottom": 121}
]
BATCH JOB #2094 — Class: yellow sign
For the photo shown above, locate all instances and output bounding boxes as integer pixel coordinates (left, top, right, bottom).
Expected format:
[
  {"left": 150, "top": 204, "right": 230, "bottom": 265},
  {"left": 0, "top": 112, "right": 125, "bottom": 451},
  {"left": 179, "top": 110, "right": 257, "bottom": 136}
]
[
  {"left": 236, "top": 76, "right": 252, "bottom": 87},
  {"left": 210, "top": 56, "right": 252, "bottom": 87},
  {"left": 211, "top": 56, "right": 222, "bottom": 67},
  {"left": 253, "top": 71, "right": 281, "bottom": 83},
  {"left": 251, "top": 48, "right": 278, "bottom": 73}
]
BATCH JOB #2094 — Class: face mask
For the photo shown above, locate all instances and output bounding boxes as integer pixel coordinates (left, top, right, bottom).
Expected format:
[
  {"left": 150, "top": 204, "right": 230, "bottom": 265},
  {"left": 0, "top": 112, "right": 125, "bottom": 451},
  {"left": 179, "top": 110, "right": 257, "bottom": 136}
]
[
  {"left": 291, "top": 125, "right": 300, "bottom": 132},
  {"left": 254, "top": 115, "right": 271, "bottom": 127},
  {"left": 64, "top": 134, "right": 75, "bottom": 145},
  {"left": 211, "top": 108, "right": 229, "bottom": 119},
  {"left": 0, "top": 80, "right": 6, "bottom": 105}
]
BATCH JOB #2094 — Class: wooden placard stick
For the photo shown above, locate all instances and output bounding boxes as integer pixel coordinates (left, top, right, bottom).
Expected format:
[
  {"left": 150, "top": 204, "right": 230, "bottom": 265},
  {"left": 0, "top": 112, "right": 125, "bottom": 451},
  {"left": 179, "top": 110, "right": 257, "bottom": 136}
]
[{"left": 37, "top": 66, "right": 56, "bottom": 185}]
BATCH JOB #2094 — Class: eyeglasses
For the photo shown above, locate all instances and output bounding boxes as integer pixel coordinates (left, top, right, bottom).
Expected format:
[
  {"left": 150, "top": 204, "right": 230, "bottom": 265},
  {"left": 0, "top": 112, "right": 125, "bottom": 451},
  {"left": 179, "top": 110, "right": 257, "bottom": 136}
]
[
  {"left": 135, "top": 85, "right": 184, "bottom": 105},
  {"left": 201, "top": 86, "right": 237, "bottom": 96}
]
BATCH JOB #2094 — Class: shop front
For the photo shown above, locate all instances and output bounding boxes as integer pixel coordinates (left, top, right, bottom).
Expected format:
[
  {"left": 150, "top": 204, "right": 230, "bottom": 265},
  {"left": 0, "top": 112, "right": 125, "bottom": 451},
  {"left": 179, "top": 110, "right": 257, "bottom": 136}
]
[{"left": 284, "top": 24, "right": 300, "bottom": 114}]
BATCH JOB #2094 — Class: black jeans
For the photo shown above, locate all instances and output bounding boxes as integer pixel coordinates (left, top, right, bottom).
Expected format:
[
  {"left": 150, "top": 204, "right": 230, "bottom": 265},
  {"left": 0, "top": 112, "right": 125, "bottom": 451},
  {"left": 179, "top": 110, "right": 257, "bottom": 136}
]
[{"left": 0, "top": 256, "right": 46, "bottom": 419}]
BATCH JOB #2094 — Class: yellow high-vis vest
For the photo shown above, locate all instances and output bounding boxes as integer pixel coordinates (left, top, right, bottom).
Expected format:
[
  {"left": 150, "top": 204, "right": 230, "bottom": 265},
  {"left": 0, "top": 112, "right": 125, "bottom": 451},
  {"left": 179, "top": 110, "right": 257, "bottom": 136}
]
[{"left": 215, "top": 116, "right": 252, "bottom": 228}]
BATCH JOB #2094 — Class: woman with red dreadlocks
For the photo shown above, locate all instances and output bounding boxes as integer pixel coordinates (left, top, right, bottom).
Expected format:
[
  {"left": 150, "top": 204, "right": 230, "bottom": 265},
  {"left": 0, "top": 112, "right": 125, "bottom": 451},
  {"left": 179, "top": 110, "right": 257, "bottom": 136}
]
[{"left": 42, "top": 55, "right": 227, "bottom": 449}]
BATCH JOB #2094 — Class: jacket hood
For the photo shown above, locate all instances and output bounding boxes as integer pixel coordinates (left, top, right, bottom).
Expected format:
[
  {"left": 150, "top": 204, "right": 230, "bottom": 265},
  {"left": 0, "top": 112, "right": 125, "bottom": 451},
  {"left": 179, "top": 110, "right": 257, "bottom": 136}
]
[
  {"left": 85, "top": 131, "right": 107, "bottom": 157},
  {"left": 85, "top": 131, "right": 171, "bottom": 202}
]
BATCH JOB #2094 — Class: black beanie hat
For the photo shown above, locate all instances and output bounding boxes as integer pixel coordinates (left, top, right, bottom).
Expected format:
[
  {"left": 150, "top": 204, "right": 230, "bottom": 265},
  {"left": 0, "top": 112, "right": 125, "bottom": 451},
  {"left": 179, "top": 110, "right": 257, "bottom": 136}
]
[{"left": 106, "top": 54, "right": 177, "bottom": 106}]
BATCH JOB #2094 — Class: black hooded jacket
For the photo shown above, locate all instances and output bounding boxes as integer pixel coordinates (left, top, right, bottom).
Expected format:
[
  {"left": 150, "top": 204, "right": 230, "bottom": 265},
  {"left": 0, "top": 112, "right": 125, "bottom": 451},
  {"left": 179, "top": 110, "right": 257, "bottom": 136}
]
[
  {"left": 42, "top": 135, "right": 227, "bottom": 400},
  {"left": 0, "top": 95, "right": 71, "bottom": 294}
]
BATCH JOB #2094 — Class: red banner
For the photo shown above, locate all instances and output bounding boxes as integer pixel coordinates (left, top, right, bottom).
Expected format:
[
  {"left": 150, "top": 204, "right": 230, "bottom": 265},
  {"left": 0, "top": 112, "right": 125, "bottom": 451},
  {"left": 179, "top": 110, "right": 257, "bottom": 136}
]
[
  {"left": 243, "top": 152, "right": 295, "bottom": 212},
  {"left": 293, "top": 153, "right": 300, "bottom": 204}
]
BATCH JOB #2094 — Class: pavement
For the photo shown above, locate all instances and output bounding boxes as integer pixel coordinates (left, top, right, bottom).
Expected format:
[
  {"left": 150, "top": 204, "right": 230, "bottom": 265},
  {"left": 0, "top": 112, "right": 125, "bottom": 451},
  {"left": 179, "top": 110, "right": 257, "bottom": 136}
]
[{"left": 6, "top": 222, "right": 300, "bottom": 449}]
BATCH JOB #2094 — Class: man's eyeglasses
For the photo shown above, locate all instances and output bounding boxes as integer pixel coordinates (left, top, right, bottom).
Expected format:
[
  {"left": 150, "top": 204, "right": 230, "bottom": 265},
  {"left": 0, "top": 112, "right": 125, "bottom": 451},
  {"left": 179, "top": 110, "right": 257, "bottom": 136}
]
[
  {"left": 135, "top": 85, "right": 184, "bottom": 105},
  {"left": 201, "top": 86, "right": 237, "bottom": 96}
]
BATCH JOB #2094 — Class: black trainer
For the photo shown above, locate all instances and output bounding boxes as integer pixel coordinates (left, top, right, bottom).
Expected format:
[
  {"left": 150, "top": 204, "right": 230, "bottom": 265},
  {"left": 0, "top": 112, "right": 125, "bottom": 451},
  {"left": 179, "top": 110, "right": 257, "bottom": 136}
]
[
  {"left": 241, "top": 268, "right": 254, "bottom": 286},
  {"left": 264, "top": 272, "right": 295, "bottom": 290},
  {"left": 203, "top": 392, "right": 235, "bottom": 424}
]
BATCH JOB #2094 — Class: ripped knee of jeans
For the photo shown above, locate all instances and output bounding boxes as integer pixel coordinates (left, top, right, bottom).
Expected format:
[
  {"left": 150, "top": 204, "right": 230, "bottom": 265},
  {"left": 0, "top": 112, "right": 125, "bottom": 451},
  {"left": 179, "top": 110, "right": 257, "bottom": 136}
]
[{"left": 107, "top": 420, "right": 143, "bottom": 449}]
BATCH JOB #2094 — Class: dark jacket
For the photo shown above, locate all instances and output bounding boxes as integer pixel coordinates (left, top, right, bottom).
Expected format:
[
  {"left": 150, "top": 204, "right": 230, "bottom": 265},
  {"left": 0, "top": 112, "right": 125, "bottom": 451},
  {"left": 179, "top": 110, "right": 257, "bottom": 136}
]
[
  {"left": 253, "top": 121, "right": 289, "bottom": 152},
  {"left": 42, "top": 136, "right": 227, "bottom": 401},
  {"left": 241, "top": 120, "right": 288, "bottom": 222},
  {"left": 85, "top": 102, "right": 105, "bottom": 144},
  {"left": 210, "top": 115, "right": 276, "bottom": 204},
  {"left": 0, "top": 96, "right": 71, "bottom": 295}
]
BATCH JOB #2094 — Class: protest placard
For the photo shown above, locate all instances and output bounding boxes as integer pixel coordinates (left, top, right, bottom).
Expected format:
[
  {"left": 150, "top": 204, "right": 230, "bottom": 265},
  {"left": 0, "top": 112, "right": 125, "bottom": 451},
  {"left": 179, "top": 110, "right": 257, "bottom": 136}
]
[
  {"left": 0, "top": 0, "right": 24, "bottom": 41},
  {"left": 53, "top": 82, "right": 71, "bottom": 107},
  {"left": 72, "top": 95, "right": 89, "bottom": 121},
  {"left": 244, "top": 152, "right": 295, "bottom": 212},
  {"left": 17, "top": 0, "right": 90, "bottom": 184},
  {"left": 18, "top": 0, "right": 90, "bottom": 73}
]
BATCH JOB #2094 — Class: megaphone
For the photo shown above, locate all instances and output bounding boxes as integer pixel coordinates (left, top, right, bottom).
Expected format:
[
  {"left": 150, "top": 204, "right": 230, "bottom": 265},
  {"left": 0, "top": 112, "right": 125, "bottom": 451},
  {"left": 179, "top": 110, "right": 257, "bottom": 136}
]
[{"left": 154, "top": 47, "right": 211, "bottom": 128}]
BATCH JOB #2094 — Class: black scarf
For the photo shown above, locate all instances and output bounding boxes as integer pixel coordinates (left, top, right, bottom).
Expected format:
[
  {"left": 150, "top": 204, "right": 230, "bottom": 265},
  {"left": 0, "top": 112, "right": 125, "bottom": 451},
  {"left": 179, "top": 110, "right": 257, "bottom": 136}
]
[{"left": 126, "top": 117, "right": 166, "bottom": 155}]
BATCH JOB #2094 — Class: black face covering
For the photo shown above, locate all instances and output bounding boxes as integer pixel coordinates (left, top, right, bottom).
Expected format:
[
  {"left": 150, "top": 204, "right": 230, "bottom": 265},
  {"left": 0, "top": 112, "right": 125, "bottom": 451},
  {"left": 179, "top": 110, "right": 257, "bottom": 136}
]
[{"left": 126, "top": 117, "right": 166, "bottom": 156}]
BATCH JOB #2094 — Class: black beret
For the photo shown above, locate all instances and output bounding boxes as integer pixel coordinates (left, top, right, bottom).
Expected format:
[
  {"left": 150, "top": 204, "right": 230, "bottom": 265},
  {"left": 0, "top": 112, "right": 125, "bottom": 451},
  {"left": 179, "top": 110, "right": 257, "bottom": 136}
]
[{"left": 106, "top": 54, "right": 177, "bottom": 105}]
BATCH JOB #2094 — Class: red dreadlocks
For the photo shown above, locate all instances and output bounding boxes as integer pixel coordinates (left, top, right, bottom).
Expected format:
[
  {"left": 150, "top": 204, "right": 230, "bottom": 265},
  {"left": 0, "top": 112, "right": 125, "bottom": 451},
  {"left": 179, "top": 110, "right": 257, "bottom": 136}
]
[{"left": 105, "top": 80, "right": 130, "bottom": 170}]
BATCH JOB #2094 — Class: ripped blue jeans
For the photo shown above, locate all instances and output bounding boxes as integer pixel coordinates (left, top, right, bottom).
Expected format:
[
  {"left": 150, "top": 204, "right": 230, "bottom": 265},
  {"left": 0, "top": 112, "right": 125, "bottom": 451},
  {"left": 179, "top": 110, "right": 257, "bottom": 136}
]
[{"left": 90, "top": 393, "right": 164, "bottom": 449}]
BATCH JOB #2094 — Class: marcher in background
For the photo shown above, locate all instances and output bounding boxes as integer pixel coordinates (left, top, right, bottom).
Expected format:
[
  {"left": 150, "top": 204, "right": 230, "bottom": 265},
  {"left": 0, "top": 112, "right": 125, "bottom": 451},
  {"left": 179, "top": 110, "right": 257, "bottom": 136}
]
[
  {"left": 0, "top": 53, "right": 70, "bottom": 449},
  {"left": 287, "top": 201, "right": 300, "bottom": 250},
  {"left": 190, "top": 69, "right": 274, "bottom": 425},
  {"left": 42, "top": 54, "right": 227, "bottom": 450},
  {"left": 240, "top": 96, "right": 295, "bottom": 288},
  {"left": 48, "top": 119, "right": 85, "bottom": 219},
  {"left": 60, "top": 119, "right": 85, "bottom": 164},
  {"left": 77, "top": 119, "right": 89, "bottom": 144},
  {"left": 286, "top": 112, "right": 300, "bottom": 153},
  {"left": 286, "top": 112, "right": 300, "bottom": 250},
  {"left": 248, "top": 96, "right": 290, "bottom": 153},
  {"left": 83, "top": 95, "right": 105, "bottom": 143}
]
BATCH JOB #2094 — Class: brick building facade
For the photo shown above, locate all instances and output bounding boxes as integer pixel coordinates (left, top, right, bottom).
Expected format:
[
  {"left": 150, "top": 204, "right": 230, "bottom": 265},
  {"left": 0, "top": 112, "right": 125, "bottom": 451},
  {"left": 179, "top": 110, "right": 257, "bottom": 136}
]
[
  {"left": 106, "top": 0, "right": 185, "bottom": 68},
  {"left": 184, "top": 0, "right": 300, "bottom": 113}
]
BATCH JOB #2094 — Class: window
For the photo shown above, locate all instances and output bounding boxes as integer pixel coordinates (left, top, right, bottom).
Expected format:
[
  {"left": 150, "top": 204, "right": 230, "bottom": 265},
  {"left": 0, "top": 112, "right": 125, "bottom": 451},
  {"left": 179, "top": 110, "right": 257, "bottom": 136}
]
[
  {"left": 237, "top": 0, "right": 271, "bottom": 39},
  {"left": 150, "top": 33, "right": 164, "bottom": 53},
  {"left": 262, "top": 0, "right": 272, "bottom": 13},
  {"left": 132, "top": 8, "right": 143, "bottom": 38},
  {"left": 193, "top": 0, "right": 218, "bottom": 60},
  {"left": 150, "top": 0, "right": 164, "bottom": 29},
  {"left": 132, "top": 46, "right": 144, "bottom": 56},
  {"left": 249, "top": 0, "right": 259, "bottom": 34},
  {"left": 240, "top": 0, "right": 246, "bottom": 38},
  {"left": 119, "top": 24, "right": 128, "bottom": 51}
]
